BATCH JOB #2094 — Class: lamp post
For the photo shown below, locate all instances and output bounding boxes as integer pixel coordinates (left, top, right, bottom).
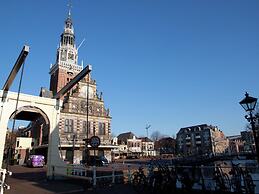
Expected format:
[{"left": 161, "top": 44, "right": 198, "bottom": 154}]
[
  {"left": 239, "top": 92, "right": 259, "bottom": 163},
  {"left": 84, "top": 74, "right": 90, "bottom": 165}
]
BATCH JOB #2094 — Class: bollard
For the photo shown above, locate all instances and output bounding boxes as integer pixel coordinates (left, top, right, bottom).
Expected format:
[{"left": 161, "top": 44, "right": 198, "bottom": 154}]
[
  {"left": 93, "top": 166, "right": 96, "bottom": 187},
  {"left": 112, "top": 165, "right": 115, "bottom": 184}
]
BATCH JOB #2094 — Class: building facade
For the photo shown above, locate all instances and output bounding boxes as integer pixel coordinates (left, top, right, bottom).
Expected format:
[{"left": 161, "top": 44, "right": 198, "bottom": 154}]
[
  {"left": 241, "top": 130, "right": 255, "bottom": 154},
  {"left": 48, "top": 10, "right": 112, "bottom": 163},
  {"left": 154, "top": 137, "right": 176, "bottom": 157},
  {"left": 227, "top": 135, "right": 244, "bottom": 155},
  {"left": 176, "top": 124, "right": 229, "bottom": 157},
  {"left": 115, "top": 132, "right": 156, "bottom": 158},
  {"left": 14, "top": 137, "right": 32, "bottom": 165},
  {"left": 127, "top": 136, "right": 142, "bottom": 156},
  {"left": 139, "top": 137, "right": 155, "bottom": 157}
]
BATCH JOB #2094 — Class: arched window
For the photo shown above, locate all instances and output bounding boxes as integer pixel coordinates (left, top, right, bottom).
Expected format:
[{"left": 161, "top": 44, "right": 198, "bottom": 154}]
[{"left": 98, "top": 122, "right": 105, "bottom": 135}]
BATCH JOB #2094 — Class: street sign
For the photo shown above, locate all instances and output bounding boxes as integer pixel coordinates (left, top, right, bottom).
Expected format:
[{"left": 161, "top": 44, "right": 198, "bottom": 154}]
[{"left": 89, "top": 136, "right": 100, "bottom": 148}]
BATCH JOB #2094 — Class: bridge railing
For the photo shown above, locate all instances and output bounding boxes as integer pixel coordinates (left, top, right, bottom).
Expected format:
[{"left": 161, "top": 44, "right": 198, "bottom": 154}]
[
  {"left": 51, "top": 163, "right": 140, "bottom": 187},
  {"left": 51, "top": 163, "right": 259, "bottom": 193}
]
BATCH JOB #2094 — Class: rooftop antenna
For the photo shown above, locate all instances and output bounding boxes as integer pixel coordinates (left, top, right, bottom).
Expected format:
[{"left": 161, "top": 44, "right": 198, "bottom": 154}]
[{"left": 145, "top": 124, "right": 151, "bottom": 138}]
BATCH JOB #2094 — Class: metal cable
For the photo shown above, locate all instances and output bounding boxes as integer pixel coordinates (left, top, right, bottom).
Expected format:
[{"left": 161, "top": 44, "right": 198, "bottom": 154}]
[{"left": 6, "top": 59, "right": 26, "bottom": 170}]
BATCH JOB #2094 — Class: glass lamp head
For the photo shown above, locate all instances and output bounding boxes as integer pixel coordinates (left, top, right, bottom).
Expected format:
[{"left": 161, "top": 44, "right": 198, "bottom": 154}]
[{"left": 239, "top": 92, "right": 257, "bottom": 112}]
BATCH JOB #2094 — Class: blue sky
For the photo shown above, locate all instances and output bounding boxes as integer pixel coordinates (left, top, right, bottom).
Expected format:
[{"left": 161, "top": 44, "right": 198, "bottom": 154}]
[{"left": 1, "top": 0, "right": 259, "bottom": 137}]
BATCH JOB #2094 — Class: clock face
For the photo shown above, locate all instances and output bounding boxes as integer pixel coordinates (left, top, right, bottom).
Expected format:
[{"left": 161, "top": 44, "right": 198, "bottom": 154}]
[
  {"left": 61, "top": 50, "right": 67, "bottom": 61},
  {"left": 68, "top": 52, "right": 74, "bottom": 60}
]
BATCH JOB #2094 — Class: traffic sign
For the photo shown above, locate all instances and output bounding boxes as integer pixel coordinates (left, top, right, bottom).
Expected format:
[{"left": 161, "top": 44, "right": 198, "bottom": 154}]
[{"left": 89, "top": 136, "right": 100, "bottom": 148}]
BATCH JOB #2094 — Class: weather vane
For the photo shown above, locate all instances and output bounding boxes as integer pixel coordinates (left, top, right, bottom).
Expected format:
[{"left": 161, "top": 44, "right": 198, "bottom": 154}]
[{"left": 67, "top": 0, "right": 72, "bottom": 16}]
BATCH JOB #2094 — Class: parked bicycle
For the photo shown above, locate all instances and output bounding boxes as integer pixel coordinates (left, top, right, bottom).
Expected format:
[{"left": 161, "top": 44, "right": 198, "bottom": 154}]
[
  {"left": 230, "top": 162, "right": 255, "bottom": 194},
  {"left": 131, "top": 166, "right": 147, "bottom": 193},
  {"left": 130, "top": 160, "right": 256, "bottom": 194},
  {"left": 214, "top": 165, "right": 231, "bottom": 192}
]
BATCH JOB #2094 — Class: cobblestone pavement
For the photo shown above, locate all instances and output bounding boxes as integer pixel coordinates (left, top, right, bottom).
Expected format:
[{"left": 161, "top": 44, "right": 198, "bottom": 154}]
[{"left": 4, "top": 165, "right": 137, "bottom": 194}]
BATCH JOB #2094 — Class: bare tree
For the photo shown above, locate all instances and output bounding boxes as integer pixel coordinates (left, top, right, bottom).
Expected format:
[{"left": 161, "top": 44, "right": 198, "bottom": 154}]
[{"left": 150, "top": 130, "right": 163, "bottom": 141}]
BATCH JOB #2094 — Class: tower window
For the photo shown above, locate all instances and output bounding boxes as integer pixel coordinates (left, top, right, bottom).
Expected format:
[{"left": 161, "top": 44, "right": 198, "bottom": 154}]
[
  {"left": 98, "top": 122, "right": 105, "bottom": 135},
  {"left": 64, "top": 119, "right": 74, "bottom": 133},
  {"left": 83, "top": 121, "right": 91, "bottom": 134}
]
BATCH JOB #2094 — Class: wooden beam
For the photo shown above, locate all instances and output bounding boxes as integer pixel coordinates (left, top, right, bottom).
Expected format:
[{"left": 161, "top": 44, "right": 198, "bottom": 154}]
[
  {"left": 2, "top": 45, "right": 29, "bottom": 92},
  {"left": 53, "top": 65, "right": 92, "bottom": 99}
]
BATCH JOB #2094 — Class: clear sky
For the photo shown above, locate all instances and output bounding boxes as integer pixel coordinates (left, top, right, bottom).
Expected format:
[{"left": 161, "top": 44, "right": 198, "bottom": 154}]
[{"left": 1, "top": 0, "right": 259, "bottom": 137}]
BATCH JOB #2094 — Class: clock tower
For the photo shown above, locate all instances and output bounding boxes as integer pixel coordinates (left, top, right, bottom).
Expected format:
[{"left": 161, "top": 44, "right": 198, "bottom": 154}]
[
  {"left": 47, "top": 7, "right": 113, "bottom": 163},
  {"left": 49, "top": 9, "right": 83, "bottom": 95}
]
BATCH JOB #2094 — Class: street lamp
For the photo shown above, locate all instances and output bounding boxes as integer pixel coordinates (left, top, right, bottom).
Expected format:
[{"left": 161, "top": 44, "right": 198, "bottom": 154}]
[{"left": 239, "top": 92, "right": 259, "bottom": 163}]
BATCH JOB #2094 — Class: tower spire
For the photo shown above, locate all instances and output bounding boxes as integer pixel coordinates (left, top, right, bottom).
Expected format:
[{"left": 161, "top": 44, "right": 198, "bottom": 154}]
[
  {"left": 67, "top": 0, "right": 72, "bottom": 18},
  {"left": 49, "top": 0, "right": 83, "bottom": 95},
  {"left": 64, "top": 0, "right": 74, "bottom": 35}
]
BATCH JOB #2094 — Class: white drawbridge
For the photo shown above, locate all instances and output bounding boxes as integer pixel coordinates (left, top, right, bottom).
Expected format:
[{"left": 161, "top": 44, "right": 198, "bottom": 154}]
[{"left": 0, "top": 45, "right": 91, "bottom": 185}]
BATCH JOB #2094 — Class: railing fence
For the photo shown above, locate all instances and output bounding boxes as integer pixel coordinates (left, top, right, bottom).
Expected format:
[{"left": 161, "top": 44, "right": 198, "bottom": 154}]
[{"left": 52, "top": 163, "right": 259, "bottom": 193}]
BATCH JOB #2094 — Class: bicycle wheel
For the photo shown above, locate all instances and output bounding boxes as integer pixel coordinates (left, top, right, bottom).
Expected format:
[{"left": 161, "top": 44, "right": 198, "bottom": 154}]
[{"left": 244, "top": 174, "right": 255, "bottom": 194}]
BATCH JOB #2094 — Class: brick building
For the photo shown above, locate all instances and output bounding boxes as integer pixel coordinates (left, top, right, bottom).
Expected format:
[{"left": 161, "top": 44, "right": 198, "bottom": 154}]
[
  {"left": 33, "top": 10, "right": 113, "bottom": 163},
  {"left": 176, "top": 124, "right": 229, "bottom": 156},
  {"left": 154, "top": 137, "right": 176, "bottom": 157},
  {"left": 227, "top": 135, "right": 244, "bottom": 155}
]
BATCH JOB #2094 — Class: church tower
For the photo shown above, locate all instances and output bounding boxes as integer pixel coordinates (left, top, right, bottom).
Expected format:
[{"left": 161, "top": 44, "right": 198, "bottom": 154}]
[
  {"left": 48, "top": 8, "right": 113, "bottom": 163},
  {"left": 49, "top": 9, "right": 83, "bottom": 95}
]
